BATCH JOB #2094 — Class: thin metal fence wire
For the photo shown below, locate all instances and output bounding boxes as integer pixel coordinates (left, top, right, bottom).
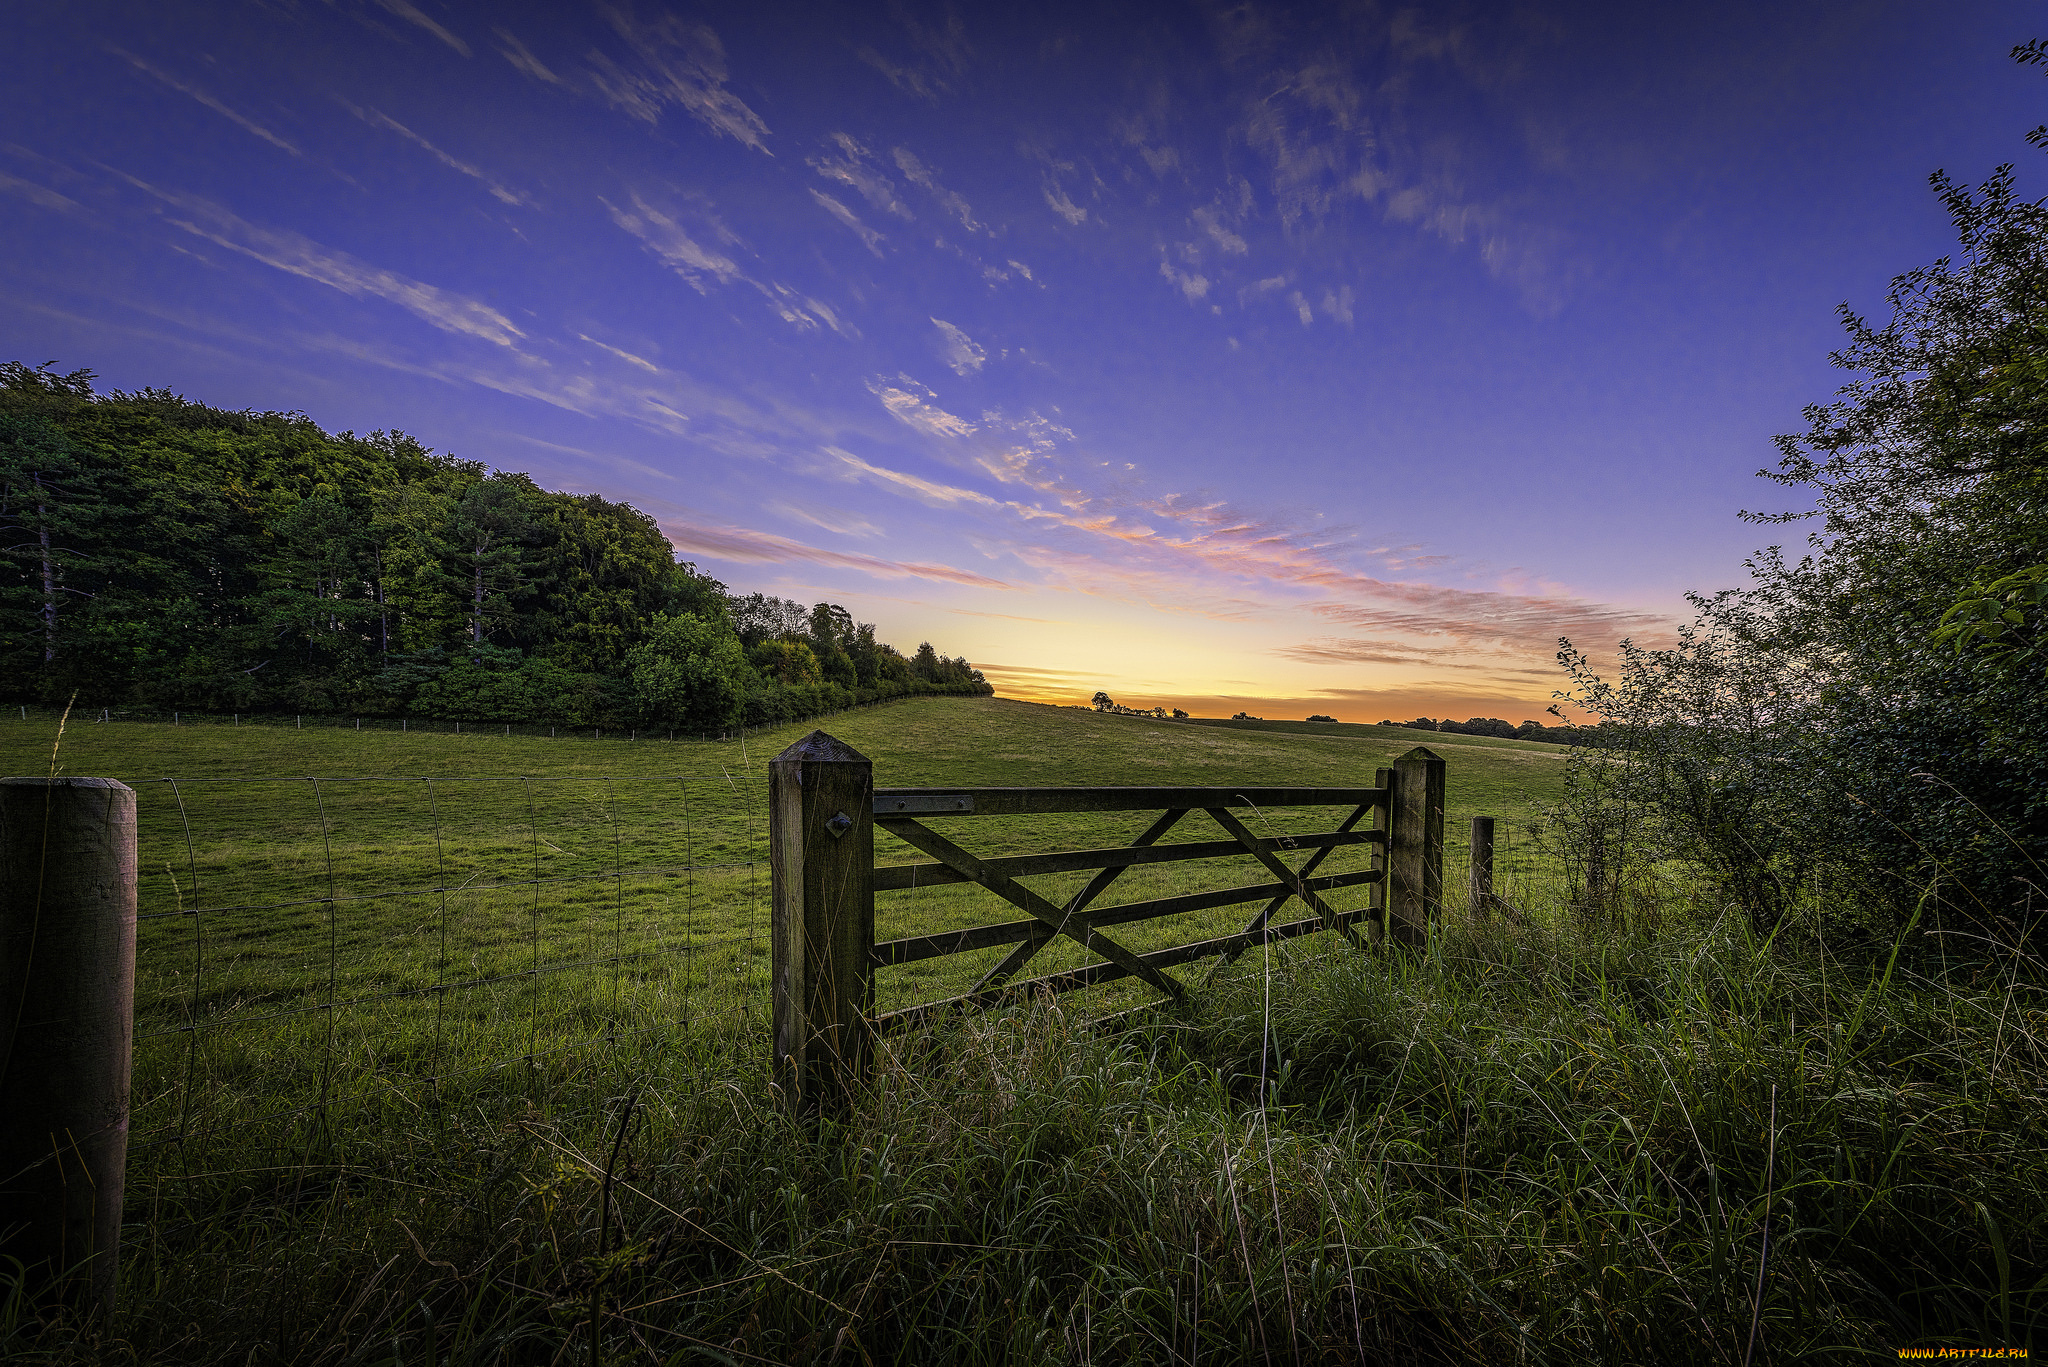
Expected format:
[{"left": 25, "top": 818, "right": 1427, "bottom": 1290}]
[
  {"left": 8, "top": 692, "right": 964, "bottom": 745},
  {"left": 124, "top": 775, "right": 772, "bottom": 1164}
]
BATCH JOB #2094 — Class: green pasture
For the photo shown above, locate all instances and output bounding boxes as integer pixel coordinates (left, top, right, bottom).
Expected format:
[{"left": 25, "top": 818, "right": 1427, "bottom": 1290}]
[
  {"left": 6, "top": 698, "right": 2039, "bottom": 1364},
  {"left": 2, "top": 697, "right": 1566, "bottom": 1159}
]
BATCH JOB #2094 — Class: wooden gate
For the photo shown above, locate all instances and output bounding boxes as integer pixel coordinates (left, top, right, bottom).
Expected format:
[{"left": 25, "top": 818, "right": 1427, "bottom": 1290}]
[{"left": 768, "top": 730, "right": 1445, "bottom": 1114}]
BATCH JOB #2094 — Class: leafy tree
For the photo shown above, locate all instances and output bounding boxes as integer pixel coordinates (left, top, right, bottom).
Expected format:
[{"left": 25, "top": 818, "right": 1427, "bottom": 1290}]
[
  {"left": 750, "top": 638, "right": 821, "bottom": 685},
  {"left": 626, "top": 611, "right": 750, "bottom": 733},
  {"left": 448, "top": 473, "right": 541, "bottom": 650},
  {"left": 0, "top": 412, "right": 107, "bottom": 675}
]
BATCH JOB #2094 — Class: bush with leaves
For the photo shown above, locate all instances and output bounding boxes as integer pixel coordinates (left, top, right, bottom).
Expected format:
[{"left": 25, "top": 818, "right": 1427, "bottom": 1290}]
[{"left": 1556, "top": 50, "right": 2048, "bottom": 944}]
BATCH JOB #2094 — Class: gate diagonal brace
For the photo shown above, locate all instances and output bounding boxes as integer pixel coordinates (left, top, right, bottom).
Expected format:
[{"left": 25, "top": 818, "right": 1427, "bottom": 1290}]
[
  {"left": 878, "top": 815, "right": 1187, "bottom": 1002},
  {"left": 1205, "top": 806, "right": 1366, "bottom": 952},
  {"left": 966, "top": 808, "right": 1187, "bottom": 996},
  {"left": 1208, "top": 803, "right": 1375, "bottom": 982}
]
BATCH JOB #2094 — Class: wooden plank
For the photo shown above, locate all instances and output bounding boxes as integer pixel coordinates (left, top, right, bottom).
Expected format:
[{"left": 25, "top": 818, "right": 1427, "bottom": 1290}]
[
  {"left": 873, "top": 786, "right": 1387, "bottom": 816},
  {"left": 871, "top": 867, "right": 1381, "bottom": 967},
  {"left": 880, "top": 817, "right": 1186, "bottom": 1001},
  {"left": 876, "top": 906, "right": 1381, "bottom": 1034},
  {"left": 872, "top": 828, "right": 1382, "bottom": 891}
]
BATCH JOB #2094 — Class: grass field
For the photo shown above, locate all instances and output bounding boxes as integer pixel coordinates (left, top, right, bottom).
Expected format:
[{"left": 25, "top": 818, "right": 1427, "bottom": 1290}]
[
  {"left": 7, "top": 697, "right": 2038, "bottom": 1364},
  {"left": 2, "top": 698, "right": 1565, "bottom": 1210}
]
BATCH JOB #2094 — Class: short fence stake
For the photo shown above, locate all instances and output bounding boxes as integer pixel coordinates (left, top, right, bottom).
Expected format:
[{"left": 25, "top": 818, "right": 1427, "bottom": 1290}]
[
  {"left": 0, "top": 777, "right": 137, "bottom": 1322},
  {"left": 769, "top": 731, "right": 875, "bottom": 1117},
  {"left": 1387, "top": 747, "right": 1445, "bottom": 946},
  {"left": 1470, "top": 816, "right": 1495, "bottom": 916}
]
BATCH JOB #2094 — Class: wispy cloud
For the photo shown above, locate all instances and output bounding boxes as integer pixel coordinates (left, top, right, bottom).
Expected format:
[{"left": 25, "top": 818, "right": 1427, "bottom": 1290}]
[
  {"left": 1043, "top": 180, "right": 1087, "bottom": 226},
  {"left": 588, "top": 5, "right": 770, "bottom": 153},
  {"left": 659, "top": 516, "right": 1009, "bottom": 588},
  {"left": 116, "top": 173, "right": 523, "bottom": 346},
  {"left": 855, "top": 1, "right": 971, "bottom": 101},
  {"left": 1191, "top": 203, "right": 1248, "bottom": 254},
  {"left": 768, "top": 501, "right": 883, "bottom": 538},
  {"left": 111, "top": 48, "right": 299, "bottom": 156},
  {"left": 1160, "top": 257, "right": 1210, "bottom": 303},
  {"left": 809, "top": 134, "right": 911, "bottom": 219},
  {"left": 931, "top": 318, "right": 985, "bottom": 374},
  {"left": 1304, "top": 593, "right": 1667, "bottom": 657},
  {"left": 755, "top": 280, "right": 855, "bottom": 337},
  {"left": 867, "top": 375, "right": 977, "bottom": 439},
  {"left": 826, "top": 447, "right": 999, "bottom": 508},
  {"left": 893, "top": 146, "right": 982, "bottom": 232},
  {"left": 1114, "top": 80, "right": 1183, "bottom": 178},
  {"left": 367, "top": 0, "right": 469, "bottom": 56},
  {"left": 492, "top": 27, "right": 560, "bottom": 83},
  {"left": 343, "top": 102, "right": 530, "bottom": 205},
  {"left": 577, "top": 334, "right": 660, "bottom": 372},
  {"left": 603, "top": 191, "right": 744, "bottom": 292},
  {"left": 809, "top": 189, "right": 886, "bottom": 256},
  {"left": 0, "top": 171, "right": 82, "bottom": 215},
  {"left": 606, "top": 188, "right": 850, "bottom": 335}
]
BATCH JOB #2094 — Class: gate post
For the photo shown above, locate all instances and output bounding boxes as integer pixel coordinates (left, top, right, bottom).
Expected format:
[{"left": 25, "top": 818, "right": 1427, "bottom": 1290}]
[
  {"left": 0, "top": 777, "right": 137, "bottom": 1322},
  {"left": 1369, "top": 767, "right": 1392, "bottom": 941},
  {"left": 1387, "top": 747, "right": 1445, "bottom": 946},
  {"left": 769, "top": 732, "right": 874, "bottom": 1117}
]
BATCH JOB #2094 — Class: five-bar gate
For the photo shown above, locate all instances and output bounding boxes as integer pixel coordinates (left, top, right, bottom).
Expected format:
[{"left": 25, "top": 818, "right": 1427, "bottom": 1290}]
[{"left": 769, "top": 731, "right": 1445, "bottom": 1114}]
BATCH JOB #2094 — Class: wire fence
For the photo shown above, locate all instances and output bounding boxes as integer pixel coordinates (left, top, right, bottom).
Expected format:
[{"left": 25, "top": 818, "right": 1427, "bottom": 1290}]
[
  {"left": 123, "top": 773, "right": 773, "bottom": 1172},
  {"left": 9, "top": 692, "right": 954, "bottom": 745}
]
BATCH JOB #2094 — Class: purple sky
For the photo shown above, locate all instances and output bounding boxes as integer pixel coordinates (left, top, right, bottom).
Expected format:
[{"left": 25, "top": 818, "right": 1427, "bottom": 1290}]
[{"left": 3, "top": 0, "right": 2040, "bottom": 720}]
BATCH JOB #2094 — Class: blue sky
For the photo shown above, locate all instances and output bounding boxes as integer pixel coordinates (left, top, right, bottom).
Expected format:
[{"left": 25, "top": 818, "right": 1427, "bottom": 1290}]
[{"left": 3, "top": 0, "right": 2041, "bottom": 719}]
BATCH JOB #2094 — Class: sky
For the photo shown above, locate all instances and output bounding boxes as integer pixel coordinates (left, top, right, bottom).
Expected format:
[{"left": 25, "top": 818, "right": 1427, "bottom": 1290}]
[{"left": 2, "top": 1, "right": 2042, "bottom": 722}]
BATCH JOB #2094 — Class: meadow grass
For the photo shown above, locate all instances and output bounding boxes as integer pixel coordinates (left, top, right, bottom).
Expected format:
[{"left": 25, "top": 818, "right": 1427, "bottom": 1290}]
[{"left": 9, "top": 699, "right": 2036, "bottom": 1362}]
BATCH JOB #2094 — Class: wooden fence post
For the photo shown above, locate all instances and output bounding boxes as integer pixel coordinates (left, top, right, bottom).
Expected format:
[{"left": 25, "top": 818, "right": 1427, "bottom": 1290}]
[
  {"left": 770, "top": 731, "right": 874, "bottom": 1117},
  {"left": 1387, "top": 747, "right": 1445, "bottom": 946},
  {"left": 1470, "top": 815, "right": 1495, "bottom": 915},
  {"left": 1369, "top": 766, "right": 1392, "bottom": 942},
  {"left": 0, "top": 777, "right": 137, "bottom": 1322}
]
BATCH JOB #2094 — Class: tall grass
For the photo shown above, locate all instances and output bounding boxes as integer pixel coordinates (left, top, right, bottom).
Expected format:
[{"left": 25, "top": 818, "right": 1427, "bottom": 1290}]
[{"left": 9, "top": 878, "right": 2040, "bottom": 1364}]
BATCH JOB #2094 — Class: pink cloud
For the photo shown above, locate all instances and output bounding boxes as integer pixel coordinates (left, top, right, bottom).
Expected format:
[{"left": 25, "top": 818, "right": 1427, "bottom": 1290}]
[{"left": 658, "top": 516, "right": 1010, "bottom": 589}]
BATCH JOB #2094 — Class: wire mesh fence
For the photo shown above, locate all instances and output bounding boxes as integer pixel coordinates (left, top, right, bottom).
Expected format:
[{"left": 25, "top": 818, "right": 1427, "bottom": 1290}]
[
  {"left": 126, "top": 773, "right": 773, "bottom": 1174},
  {"left": 10, "top": 700, "right": 890, "bottom": 745}
]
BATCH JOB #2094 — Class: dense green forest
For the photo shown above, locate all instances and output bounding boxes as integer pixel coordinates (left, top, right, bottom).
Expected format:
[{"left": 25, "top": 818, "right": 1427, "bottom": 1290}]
[{"left": 0, "top": 363, "right": 989, "bottom": 730}]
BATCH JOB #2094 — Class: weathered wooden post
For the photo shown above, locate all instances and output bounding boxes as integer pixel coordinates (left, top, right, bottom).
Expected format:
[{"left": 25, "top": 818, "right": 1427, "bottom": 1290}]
[
  {"left": 1387, "top": 747, "right": 1445, "bottom": 946},
  {"left": 0, "top": 777, "right": 137, "bottom": 1321},
  {"left": 769, "top": 732, "right": 874, "bottom": 1117},
  {"left": 1368, "top": 766, "right": 1392, "bottom": 941},
  {"left": 1470, "top": 815, "right": 1495, "bottom": 916}
]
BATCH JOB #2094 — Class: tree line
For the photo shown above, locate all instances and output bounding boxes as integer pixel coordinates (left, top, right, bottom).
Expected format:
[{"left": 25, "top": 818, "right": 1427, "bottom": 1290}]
[
  {"left": 0, "top": 364, "right": 990, "bottom": 731},
  {"left": 1390, "top": 716, "right": 1595, "bottom": 745}
]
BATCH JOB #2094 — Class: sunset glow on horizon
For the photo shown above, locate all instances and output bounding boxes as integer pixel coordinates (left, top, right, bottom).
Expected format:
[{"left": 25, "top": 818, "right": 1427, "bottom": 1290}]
[{"left": 4, "top": 0, "right": 2040, "bottom": 722}]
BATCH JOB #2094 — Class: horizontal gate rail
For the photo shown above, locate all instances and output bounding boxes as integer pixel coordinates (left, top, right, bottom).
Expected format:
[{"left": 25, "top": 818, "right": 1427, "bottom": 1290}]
[
  {"left": 872, "top": 785, "right": 1387, "bottom": 815},
  {"left": 772, "top": 732, "right": 1443, "bottom": 1116},
  {"left": 873, "top": 866, "right": 1384, "bottom": 966},
  {"left": 873, "top": 828, "right": 1383, "bottom": 891},
  {"left": 876, "top": 905, "right": 1383, "bottom": 1034}
]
